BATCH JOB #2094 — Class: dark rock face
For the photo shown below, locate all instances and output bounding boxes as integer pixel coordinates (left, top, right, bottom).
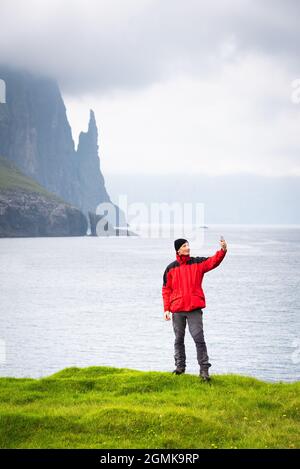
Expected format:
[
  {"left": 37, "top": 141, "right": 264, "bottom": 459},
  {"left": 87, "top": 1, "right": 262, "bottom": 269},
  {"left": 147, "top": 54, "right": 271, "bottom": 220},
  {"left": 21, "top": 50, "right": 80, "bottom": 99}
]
[
  {"left": 0, "top": 188, "right": 87, "bottom": 237},
  {"left": 0, "top": 64, "right": 127, "bottom": 230},
  {"left": 0, "top": 66, "right": 80, "bottom": 205},
  {"left": 76, "top": 110, "right": 110, "bottom": 216}
]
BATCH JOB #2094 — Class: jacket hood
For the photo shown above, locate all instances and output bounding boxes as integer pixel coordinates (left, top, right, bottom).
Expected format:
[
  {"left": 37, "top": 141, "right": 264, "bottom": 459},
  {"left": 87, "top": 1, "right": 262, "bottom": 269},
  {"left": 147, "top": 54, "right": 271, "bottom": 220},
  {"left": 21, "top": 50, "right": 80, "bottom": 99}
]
[{"left": 176, "top": 253, "right": 191, "bottom": 265}]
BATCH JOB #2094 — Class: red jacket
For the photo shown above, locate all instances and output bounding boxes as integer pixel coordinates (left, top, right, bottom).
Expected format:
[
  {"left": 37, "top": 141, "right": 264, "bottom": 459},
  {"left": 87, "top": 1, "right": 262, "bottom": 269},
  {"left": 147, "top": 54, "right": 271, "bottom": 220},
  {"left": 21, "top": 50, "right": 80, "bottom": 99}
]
[{"left": 162, "top": 248, "right": 227, "bottom": 313}]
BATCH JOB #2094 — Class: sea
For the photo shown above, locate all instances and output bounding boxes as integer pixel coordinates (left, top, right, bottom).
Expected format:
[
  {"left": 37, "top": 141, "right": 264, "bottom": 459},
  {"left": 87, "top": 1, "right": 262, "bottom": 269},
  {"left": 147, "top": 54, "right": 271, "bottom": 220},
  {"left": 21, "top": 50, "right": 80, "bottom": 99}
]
[{"left": 0, "top": 224, "right": 299, "bottom": 382}]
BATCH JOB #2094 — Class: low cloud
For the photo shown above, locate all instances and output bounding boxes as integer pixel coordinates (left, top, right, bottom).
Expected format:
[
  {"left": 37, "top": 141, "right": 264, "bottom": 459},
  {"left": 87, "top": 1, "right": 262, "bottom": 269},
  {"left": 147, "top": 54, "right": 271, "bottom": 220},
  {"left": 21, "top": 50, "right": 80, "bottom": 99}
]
[
  {"left": 1, "top": 0, "right": 300, "bottom": 94},
  {"left": 1, "top": 0, "right": 300, "bottom": 177}
]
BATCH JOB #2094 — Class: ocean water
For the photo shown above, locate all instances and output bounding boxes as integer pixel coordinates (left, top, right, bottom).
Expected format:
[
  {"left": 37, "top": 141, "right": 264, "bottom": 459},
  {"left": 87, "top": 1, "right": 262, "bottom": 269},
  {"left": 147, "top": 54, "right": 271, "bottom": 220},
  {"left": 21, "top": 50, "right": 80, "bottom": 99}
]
[{"left": 0, "top": 224, "right": 299, "bottom": 382}]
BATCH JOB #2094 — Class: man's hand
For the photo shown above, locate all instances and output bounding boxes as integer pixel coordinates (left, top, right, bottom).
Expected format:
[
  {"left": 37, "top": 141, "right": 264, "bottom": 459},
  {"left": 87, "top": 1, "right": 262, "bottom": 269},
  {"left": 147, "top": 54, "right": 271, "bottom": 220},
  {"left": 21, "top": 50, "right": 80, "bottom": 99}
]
[
  {"left": 220, "top": 237, "right": 227, "bottom": 251},
  {"left": 164, "top": 311, "right": 171, "bottom": 321}
]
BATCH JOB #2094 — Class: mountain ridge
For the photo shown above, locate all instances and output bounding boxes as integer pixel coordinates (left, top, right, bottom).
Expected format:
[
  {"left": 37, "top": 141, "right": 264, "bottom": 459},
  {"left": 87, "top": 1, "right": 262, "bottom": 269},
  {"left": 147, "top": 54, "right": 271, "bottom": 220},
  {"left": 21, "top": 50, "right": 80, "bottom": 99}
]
[{"left": 0, "top": 64, "right": 127, "bottom": 233}]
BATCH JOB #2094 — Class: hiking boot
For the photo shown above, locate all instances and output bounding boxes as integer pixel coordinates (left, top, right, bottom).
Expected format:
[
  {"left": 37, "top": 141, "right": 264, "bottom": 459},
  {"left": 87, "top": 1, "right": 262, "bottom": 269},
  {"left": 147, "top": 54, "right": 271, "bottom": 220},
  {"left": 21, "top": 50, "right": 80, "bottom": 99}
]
[
  {"left": 199, "top": 368, "right": 211, "bottom": 382},
  {"left": 172, "top": 367, "right": 185, "bottom": 375}
]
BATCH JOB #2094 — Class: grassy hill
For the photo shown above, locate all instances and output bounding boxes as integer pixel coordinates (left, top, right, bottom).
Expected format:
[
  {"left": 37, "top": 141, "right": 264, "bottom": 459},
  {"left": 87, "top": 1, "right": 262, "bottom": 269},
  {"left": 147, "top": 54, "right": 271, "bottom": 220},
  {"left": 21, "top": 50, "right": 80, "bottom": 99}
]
[
  {"left": 0, "top": 155, "right": 66, "bottom": 202},
  {"left": 0, "top": 366, "right": 299, "bottom": 449}
]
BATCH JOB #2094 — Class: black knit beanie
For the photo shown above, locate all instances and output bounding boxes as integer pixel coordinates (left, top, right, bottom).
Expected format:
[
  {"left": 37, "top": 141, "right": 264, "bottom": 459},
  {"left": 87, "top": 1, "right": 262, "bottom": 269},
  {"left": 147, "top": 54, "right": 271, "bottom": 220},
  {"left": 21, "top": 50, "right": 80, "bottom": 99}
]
[{"left": 174, "top": 238, "right": 188, "bottom": 252}]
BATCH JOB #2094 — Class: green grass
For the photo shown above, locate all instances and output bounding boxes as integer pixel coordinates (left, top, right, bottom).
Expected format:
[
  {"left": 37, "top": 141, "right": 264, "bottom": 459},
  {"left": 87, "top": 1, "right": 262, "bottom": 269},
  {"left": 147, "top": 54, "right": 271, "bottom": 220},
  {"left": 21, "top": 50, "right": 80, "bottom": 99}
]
[
  {"left": 0, "top": 366, "right": 299, "bottom": 449},
  {"left": 0, "top": 155, "right": 66, "bottom": 202}
]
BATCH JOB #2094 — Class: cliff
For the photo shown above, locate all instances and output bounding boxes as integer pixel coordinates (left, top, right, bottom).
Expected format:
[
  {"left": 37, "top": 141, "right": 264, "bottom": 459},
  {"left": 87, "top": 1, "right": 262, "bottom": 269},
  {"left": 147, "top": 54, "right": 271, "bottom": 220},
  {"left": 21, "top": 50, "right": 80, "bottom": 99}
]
[
  {"left": 0, "top": 64, "right": 128, "bottom": 234},
  {"left": 0, "top": 156, "right": 87, "bottom": 237}
]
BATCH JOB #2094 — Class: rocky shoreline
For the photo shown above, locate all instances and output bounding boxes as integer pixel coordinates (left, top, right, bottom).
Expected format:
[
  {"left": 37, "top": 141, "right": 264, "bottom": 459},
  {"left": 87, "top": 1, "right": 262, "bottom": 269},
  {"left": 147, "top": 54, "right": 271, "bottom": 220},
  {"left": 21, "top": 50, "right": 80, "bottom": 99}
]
[{"left": 0, "top": 187, "right": 87, "bottom": 237}]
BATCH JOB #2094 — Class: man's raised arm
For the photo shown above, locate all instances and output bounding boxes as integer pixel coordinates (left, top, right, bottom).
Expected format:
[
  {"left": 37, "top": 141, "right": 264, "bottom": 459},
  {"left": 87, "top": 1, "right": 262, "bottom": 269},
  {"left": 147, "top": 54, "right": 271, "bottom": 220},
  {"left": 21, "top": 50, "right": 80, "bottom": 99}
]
[{"left": 201, "top": 238, "right": 227, "bottom": 273}]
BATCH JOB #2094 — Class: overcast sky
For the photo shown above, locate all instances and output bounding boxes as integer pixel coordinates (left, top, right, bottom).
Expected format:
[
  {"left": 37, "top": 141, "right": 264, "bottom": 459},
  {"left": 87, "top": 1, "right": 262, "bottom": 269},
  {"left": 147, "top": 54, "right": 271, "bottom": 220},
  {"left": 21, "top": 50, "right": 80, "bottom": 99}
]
[{"left": 1, "top": 0, "right": 300, "bottom": 176}]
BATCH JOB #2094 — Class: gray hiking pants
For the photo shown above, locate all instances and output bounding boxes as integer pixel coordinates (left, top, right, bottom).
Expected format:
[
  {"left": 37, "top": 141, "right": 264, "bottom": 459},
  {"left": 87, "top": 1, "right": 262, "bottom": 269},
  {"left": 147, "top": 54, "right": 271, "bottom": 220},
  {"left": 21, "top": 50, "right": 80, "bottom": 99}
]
[{"left": 172, "top": 308, "right": 211, "bottom": 370}]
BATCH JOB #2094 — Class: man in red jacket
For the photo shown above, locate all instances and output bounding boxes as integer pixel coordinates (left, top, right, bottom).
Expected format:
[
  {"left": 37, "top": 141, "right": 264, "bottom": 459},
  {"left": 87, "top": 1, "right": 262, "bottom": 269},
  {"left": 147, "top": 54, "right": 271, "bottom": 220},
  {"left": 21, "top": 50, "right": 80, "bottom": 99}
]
[{"left": 162, "top": 237, "right": 227, "bottom": 381}]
